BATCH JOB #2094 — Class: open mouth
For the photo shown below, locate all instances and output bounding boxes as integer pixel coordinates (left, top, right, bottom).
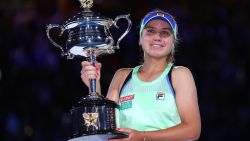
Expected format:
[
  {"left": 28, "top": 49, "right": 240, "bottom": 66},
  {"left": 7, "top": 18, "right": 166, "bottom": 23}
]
[{"left": 151, "top": 44, "right": 163, "bottom": 48}]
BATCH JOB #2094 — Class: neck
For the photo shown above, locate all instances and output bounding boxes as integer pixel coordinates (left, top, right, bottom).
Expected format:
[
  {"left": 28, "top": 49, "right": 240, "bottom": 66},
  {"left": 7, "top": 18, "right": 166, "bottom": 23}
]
[
  {"left": 138, "top": 58, "right": 170, "bottom": 82},
  {"left": 141, "top": 58, "right": 170, "bottom": 73}
]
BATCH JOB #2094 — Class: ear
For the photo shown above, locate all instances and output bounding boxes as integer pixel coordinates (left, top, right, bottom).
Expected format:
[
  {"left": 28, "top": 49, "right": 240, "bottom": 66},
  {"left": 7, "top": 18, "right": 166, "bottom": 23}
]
[{"left": 139, "top": 38, "right": 142, "bottom": 46}]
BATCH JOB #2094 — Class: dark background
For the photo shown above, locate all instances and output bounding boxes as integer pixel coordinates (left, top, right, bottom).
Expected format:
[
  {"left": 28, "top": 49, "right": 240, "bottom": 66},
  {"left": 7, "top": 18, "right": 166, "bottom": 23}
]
[{"left": 0, "top": 0, "right": 249, "bottom": 140}]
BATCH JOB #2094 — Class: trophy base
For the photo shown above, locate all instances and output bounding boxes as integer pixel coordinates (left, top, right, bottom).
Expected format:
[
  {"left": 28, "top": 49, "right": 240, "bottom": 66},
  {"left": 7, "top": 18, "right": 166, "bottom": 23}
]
[{"left": 68, "top": 131, "right": 128, "bottom": 141}]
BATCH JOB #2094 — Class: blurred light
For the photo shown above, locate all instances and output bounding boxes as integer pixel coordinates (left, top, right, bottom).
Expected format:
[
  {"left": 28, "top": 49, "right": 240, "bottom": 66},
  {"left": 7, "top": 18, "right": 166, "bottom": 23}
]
[
  {"left": 6, "top": 113, "right": 20, "bottom": 136},
  {"left": 24, "top": 125, "right": 34, "bottom": 137}
]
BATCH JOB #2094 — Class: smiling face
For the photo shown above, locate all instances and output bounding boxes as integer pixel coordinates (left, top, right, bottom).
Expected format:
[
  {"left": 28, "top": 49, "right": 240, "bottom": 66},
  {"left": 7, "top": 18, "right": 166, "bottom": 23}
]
[{"left": 139, "top": 19, "right": 175, "bottom": 61}]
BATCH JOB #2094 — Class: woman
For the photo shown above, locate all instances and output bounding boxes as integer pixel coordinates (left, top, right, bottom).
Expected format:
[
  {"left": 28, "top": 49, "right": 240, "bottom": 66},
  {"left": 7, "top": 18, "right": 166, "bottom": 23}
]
[{"left": 81, "top": 9, "right": 201, "bottom": 141}]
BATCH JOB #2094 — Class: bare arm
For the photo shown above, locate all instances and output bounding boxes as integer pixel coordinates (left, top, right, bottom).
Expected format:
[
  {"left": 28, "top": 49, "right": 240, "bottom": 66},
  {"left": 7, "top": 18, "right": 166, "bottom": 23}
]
[{"left": 111, "top": 66, "right": 201, "bottom": 141}]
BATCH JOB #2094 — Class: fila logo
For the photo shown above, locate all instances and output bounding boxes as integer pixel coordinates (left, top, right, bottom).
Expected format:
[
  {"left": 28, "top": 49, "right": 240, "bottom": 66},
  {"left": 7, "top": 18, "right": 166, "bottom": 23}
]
[{"left": 156, "top": 92, "right": 165, "bottom": 100}]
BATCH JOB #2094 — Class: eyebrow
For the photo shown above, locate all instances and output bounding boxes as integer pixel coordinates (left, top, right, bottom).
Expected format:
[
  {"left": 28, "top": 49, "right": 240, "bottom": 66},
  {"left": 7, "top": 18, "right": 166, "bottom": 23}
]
[{"left": 144, "top": 26, "right": 172, "bottom": 31}]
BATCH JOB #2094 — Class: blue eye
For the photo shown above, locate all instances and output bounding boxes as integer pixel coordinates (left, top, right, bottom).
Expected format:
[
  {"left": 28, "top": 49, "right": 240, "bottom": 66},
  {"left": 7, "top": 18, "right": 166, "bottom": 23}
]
[
  {"left": 161, "top": 29, "right": 172, "bottom": 37},
  {"left": 147, "top": 29, "right": 155, "bottom": 33}
]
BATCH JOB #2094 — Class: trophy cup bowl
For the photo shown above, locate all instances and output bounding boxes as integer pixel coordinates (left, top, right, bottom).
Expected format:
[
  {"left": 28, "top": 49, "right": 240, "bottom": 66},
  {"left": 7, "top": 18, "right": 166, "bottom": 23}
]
[
  {"left": 46, "top": 0, "right": 131, "bottom": 140},
  {"left": 46, "top": 4, "right": 131, "bottom": 58}
]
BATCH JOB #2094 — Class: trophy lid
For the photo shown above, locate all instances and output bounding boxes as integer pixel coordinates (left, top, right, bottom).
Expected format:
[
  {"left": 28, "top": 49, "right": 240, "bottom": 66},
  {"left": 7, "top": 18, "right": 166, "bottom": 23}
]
[{"left": 63, "top": 0, "right": 113, "bottom": 29}]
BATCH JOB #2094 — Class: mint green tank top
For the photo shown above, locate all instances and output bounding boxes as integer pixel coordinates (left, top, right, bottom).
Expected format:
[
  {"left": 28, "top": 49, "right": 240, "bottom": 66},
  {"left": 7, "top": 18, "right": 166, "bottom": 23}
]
[{"left": 116, "top": 63, "right": 181, "bottom": 131}]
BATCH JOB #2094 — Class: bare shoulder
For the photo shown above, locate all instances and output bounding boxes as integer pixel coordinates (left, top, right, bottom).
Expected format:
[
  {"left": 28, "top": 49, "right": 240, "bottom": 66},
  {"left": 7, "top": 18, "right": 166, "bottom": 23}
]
[
  {"left": 172, "top": 65, "right": 193, "bottom": 78},
  {"left": 116, "top": 68, "right": 133, "bottom": 74},
  {"left": 114, "top": 68, "right": 133, "bottom": 78},
  {"left": 171, "top": 65, "right": 196, "bottom": 88},
  {"left": 114, "top": 68, "right": 133, "bottom": 91},
  {"left": 171, "top": 65, "right": 196, "bottom": 94},
  {"left": 106, "top": 68, "right": 133, "bottom": 101}
]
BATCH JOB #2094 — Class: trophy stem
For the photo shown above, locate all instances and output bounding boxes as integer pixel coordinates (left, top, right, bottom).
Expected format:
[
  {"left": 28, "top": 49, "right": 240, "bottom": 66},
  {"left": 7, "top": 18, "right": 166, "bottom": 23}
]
[
  {"left": 87, "top": 48, "right": 102, "bottom": 99},
  {"left": 89, "top": 50, "right": 96, "bottom": 93}
]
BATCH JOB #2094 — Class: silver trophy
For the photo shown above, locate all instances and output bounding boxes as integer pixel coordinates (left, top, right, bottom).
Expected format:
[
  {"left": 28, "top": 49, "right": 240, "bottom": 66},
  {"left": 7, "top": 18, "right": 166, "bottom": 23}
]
[{"left": 46, "top": 0, "right": 131, "bottom": 140}]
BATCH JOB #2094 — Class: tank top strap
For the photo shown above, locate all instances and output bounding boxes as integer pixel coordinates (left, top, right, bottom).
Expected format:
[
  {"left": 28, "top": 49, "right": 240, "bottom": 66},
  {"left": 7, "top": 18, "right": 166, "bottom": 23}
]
[
  {"left": 133, "top": 63, "right": 173, "bottom": 76},
  {"left": 132, "top": 63, "right": 173, "bottom": 84},
  {"left": 119, "top": 70, "right": 133, "bottom": 97}
]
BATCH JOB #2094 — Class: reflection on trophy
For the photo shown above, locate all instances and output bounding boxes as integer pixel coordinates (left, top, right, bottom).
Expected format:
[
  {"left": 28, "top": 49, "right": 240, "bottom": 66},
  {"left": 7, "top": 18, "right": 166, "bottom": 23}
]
[{"left": 46, "top": 0, "right": 131, "bottom": 140}]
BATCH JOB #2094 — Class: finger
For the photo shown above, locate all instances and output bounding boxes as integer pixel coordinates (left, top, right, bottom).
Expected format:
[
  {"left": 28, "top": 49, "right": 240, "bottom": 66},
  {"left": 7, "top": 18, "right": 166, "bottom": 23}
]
[
  {"left": 116, "top": 128, "right": 131, "bottom": 133},
  {"left": 81, "top": 65, "right": 97, "bottom": 73},
  {"left": 96, "top": 62, "right": 102, "bottom": 70},
  {"left": 81, "top": 70, "right": 98, "bottom": 79},
  {"left": 81, "top": 61, "right": 91, "bottom": 67},
  {"left": 80, "top": 66, "right": 100, "bottom": 80}
]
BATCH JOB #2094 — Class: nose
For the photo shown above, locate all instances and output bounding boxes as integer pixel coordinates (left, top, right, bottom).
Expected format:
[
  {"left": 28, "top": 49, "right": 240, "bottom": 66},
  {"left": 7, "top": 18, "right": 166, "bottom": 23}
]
[{"left": 153, "top": 33, "right": 162, "bottom": 41}]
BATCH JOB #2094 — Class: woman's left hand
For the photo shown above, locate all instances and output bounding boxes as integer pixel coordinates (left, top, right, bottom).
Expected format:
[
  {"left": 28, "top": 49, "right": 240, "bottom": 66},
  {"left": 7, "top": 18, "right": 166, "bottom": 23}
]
[{"left": 109, "top": 128, "right": 143, "bottom": 141}]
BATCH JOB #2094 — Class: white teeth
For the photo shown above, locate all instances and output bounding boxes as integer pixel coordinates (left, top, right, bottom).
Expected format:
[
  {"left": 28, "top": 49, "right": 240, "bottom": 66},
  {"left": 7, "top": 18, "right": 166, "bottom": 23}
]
[{"left": 152, "top": 44, "right": 162, "bottom": 48}]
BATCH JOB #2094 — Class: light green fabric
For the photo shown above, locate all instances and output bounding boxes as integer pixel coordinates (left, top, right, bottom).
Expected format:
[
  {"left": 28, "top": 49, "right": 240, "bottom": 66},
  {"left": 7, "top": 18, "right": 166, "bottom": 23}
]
[{"left": 116, "top": 63, "right": 181, "bottom": 131}]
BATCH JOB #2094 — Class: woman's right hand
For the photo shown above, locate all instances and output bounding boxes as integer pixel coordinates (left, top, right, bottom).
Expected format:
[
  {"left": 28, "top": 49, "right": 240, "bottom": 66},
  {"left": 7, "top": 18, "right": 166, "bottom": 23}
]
[{"left": 80, "top": 61, "right": 102, "bottom": 88}]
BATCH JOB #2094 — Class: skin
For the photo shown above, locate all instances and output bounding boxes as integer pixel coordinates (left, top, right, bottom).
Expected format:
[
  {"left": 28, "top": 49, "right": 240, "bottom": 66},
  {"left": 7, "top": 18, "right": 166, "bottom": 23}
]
[{"left": 81, "top": 19, "right": 201, "bottom": 141}]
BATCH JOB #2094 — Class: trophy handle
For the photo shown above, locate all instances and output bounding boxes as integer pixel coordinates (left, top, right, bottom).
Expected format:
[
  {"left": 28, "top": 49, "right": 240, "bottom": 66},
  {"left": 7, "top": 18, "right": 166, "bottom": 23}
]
[
  {"left": 46, "top": 24, "right": 69, "bottom": 57},
  {"left": 113, "top": 14, "right": 132, "bottom": 49}
]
